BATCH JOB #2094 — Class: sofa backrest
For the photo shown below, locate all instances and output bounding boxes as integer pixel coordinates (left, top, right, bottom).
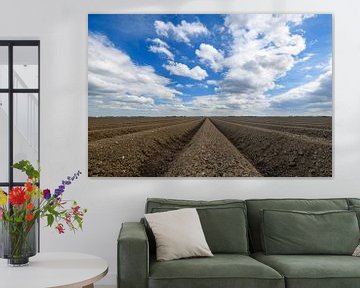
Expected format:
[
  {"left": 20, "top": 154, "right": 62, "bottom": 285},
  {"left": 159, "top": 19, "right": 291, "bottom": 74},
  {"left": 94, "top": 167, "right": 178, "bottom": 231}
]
[
  {"left": 348, "top": 198, "right": 360, "bottom": 207},
  {"left": 245, "top": 198, "right": 349, "bottom": 252},
  {"left": 145, "top": 198, "right": 249, "bottom": 254}
]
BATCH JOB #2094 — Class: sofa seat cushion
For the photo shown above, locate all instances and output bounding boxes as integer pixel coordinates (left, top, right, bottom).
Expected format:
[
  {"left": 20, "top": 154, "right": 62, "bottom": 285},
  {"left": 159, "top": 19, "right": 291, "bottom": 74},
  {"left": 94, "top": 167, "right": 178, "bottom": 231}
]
[
  {"left": 149, "top": 254, "right": 284, "bottom": 288},
  {"left": 253, "top": 252, "right": 360, "bottom": 288}
]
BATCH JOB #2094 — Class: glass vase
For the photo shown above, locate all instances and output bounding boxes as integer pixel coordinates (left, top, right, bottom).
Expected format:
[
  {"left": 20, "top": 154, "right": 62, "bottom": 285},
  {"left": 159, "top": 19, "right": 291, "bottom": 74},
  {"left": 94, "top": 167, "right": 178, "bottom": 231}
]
[{"left": 0, "top": 220, "right": 37, "bottom": 266}]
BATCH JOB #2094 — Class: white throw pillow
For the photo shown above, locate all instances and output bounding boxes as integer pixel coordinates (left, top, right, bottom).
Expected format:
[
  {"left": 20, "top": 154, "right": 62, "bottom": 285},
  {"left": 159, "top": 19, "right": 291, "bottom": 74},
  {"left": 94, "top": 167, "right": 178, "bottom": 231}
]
[
  {"left": 145, "top": 208, "right": 213, "bottom": 261},
  {"left": 353, "top": 244, "right": 360, "bottom": 256}
]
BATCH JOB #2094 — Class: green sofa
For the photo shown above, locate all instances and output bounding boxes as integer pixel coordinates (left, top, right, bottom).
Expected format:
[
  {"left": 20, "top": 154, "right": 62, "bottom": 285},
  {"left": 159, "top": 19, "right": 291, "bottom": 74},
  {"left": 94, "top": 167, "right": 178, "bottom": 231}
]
[{"left": 118, "top": 198, "right": 360, "bottom": 288}]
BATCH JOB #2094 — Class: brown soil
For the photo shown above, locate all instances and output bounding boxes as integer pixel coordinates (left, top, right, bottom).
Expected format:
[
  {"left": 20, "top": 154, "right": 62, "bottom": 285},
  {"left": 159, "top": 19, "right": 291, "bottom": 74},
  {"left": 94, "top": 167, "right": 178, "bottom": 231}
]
[
  {"left": 88, "top": 116, "right": 198, "bottom": 130},
  {"left": 224, "top": 116, "right": 332, "bottom": 129},
  {"left": 211, "top": 118, "right": 332, "bottom": 177},
  {"left": 88, "top": 119, "right": 204, "bottom": 177},
  {"left": 88, "top": 119, "right": 193, "bottom": 142},
  {"left": 165, "top": 119, "right": 261, "bottom": 177},
  {"left": 88, "top": 116, "right": 332, "bottom": 177},
  {"left": 216, "top": 117, "right": 332, "bottom": 140}
]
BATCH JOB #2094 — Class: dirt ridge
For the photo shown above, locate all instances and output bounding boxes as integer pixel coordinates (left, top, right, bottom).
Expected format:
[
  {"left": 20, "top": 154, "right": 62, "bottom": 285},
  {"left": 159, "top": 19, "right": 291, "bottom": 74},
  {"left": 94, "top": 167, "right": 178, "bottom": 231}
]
[
  {"left": 88, "top": 116, "right": 332, "bottom": 177},
  {"left": 211, "top": 118, "right": 332, "bottom": 177},
  {"left": 88, "top": 119, "right": 204, "bottom": 177},
  {"left": 165, "top": 118, "right": 261, "bottom": 177}
]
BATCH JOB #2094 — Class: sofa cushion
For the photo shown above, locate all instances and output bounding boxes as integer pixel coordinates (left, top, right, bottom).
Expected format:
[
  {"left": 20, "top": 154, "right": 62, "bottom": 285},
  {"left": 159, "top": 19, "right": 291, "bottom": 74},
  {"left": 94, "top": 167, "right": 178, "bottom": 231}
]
[
  {"left": 246, "top": 198, "right": 349, "bottom": 252},
  {"left": 347, "top": 198, "right": 360, "bottom": 207},
  {"left": 146, "top": 198, "right": 249, "bottom": 254},
  {"left": 261, "top": 209, "right": 359, "bottom": 255},
  {"left": 253, "top": 252, "right": 360, "bottom": 288},
  {"left": 145, "top": 208, "right": 213, "bottom": 261},
  {"left": 349, "top": 205, "right": 360, "bottom": 228},
  {"left": 149, "top": 254, "right": 284, "bottom": 288}
]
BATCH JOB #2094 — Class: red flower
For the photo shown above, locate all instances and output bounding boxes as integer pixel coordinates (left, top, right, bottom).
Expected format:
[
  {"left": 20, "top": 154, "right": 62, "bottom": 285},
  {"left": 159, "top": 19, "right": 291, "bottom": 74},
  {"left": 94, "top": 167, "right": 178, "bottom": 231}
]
[
  {"left": 65, "top": 214, "right": 71, "bottom": 225},
  {"left": 56, "top": 223, "right": 65, "bottom": 234},
  {"left": 26, "top": 203, "right": 34, "bottom": 210},
  {"left": 24, "top": 193, "right": 31, "bottom": 201},
  {"left": 25, "top": 182, "right": 33, "bottom": 192},
  {"left": 26, "top": 214, "right": 33, "bottom": 221},
  {"left": 9, "top": 187, "right": 26, "bottom": 205},
  {"left": 72, "top": 205, "right": 80, "bottom": 215}
]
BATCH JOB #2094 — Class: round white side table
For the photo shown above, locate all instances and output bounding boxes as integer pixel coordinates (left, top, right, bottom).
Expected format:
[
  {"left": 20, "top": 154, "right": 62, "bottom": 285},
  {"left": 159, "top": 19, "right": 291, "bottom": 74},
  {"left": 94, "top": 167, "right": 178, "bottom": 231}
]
[{"left": 0, "top": 252, "right": 108, "bottom": 288}]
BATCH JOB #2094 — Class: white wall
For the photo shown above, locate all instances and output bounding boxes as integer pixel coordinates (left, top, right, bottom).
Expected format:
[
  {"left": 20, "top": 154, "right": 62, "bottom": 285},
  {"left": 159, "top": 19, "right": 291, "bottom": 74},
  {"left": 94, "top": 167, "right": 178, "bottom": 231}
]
[{"left": 1, "top": 0, "right": 360, "bottom": 285}]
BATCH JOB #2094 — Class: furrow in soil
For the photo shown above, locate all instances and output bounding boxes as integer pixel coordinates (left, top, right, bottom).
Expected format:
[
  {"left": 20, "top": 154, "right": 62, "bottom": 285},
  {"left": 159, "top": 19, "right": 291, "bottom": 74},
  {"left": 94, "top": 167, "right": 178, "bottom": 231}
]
[
  {"left": 88, "top": 119, "right": 204, "bottom": 177},
  {"left": 211, "top": 118, "right": 332, "bottom": 177},
  {"left": 165, "top": 118, "right": 261, "bottom": 177}
]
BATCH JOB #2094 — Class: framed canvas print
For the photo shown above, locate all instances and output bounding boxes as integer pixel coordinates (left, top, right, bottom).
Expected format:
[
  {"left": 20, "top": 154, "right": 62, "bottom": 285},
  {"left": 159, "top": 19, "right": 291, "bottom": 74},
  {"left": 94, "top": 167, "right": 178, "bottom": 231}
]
[{"left": 88, "top": 14, "right": 332, "bottom": 177}]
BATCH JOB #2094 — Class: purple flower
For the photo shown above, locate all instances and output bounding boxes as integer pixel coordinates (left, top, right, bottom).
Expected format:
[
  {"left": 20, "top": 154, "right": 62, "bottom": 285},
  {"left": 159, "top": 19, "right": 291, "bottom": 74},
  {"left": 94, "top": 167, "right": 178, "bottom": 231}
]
[
  {"left": 54, "top": 171, "right": 82, "bottom": 199},
  {"left": 54, "top": 189, "right": 63, "bottom": 198},
  {"left": 43, "top": 189, "right": 51, "bottom": 200}
]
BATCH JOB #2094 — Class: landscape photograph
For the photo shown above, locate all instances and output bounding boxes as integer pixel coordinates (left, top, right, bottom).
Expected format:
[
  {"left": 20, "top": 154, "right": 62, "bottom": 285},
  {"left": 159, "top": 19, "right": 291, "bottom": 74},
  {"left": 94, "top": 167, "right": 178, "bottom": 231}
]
[{"left": 88, "top": 14, "right": 332, "bottom": 177}]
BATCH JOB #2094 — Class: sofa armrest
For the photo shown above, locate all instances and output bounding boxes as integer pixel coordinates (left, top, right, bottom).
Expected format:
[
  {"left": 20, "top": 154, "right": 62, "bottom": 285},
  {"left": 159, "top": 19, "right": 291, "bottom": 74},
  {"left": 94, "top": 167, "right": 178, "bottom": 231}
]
[{"left": 118, "top": 222, "right": 149, "bottom": 288}]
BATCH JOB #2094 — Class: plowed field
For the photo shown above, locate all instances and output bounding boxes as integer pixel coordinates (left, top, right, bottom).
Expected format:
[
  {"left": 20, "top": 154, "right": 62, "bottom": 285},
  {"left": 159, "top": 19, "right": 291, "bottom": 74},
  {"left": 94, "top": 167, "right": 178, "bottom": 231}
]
[{"left": 88, "top": 116, "right": 332, "bottom": 177}]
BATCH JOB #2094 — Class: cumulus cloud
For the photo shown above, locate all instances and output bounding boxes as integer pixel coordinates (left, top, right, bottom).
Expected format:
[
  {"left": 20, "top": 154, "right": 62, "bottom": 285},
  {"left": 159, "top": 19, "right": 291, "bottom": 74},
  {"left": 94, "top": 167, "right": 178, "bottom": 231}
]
[
  {"left": 195, "top": 43, "right": 224, "bottom": 72},
  {"left": 89, "top": 14, "right": 331, "bottom": 116},
  {"left": 190, "top": 93, "right": 270, "bottom": 115},
  {"left": 88, "top": 33, "right": 180, "bottom": 114},
  {"left": 180, "top": 14, "right": 322, "bottom": 116},
  {"left": 222, "top": 14, "right": 311, "bottom": 92},
  {"left": 148, "top": 38, "right": 174, "bottom": 60},
  {"left": 270, "top": 67, "right": 332, "bottom": 115},
  {"left": 163, "top": 61, "right": 208, "bottom": 80},
  {"left": 205, "top": 14, "right": 315, "bottom": 112},
  {"left": 154, "top": 20, "right": 208, "bottom": 44}
]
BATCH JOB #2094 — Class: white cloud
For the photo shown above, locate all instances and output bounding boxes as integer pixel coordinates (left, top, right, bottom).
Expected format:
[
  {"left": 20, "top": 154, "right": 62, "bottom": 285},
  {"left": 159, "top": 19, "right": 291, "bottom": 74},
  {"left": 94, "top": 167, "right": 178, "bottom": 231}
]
[
  {"left": 190, "top": 93, "right": 270, "bottom": 115},
  {"left": 206, "top": 80, "right": 218, "bottom": 86},
  {"left": 197, "top": 83, "right": 208, "bottom": 89},
  {"left": 89, "top": 15, "right": 330, "bottom": 116},
  {"left": 148, "top": 38, "right": 174, "bottom": 60},
  {"left": 276, "top": 83, "right": 285, "bottom": 88},
  {"left": 195, "top": 43, "right": 224, "bottom": 72},
  {"left": 302, "top": 57, "right": 332, "bottom": 72},
  {"left": 172, "top": 14, "right": 319, "bottom": 116},
  {"left": 154, "top": 20, "right": 208, "bottom": 44},
  {"left": 302, "top": 66, "right": 314, "bottom": 71},
  {"left": 281, "top": 14, "right": 315, "bottom": 26},
  {"left": 270, "top": 68, "right": 332, "bottom": 115},
  {"left": 163, "top": 61, "right": 208, "bottom": 80},
  {"left": 296, "top": 53, "right": 315, "bottom": 64},
  {"left": 189, "top": 58, "right": 332, "bottom": 116},
  {"left": 88, "top": 33, "right": 180, "bottom": 115},
  {"left": 211, "top": 14, "right": 314, "bottom": 111}
]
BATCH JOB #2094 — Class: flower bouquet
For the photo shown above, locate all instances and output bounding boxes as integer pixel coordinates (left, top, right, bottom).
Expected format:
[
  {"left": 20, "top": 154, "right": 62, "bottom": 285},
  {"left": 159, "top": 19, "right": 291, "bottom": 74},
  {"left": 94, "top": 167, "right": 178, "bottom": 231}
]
[{"left": 0, "top": 160, "right": 87, "bottom": 266}]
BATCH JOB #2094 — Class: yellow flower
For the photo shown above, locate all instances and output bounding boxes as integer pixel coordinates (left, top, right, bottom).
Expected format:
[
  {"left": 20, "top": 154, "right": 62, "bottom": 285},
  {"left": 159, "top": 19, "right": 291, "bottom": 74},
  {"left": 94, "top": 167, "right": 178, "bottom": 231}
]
[{"left": 0, "top": 190, "right": 7, "bottom": 206}]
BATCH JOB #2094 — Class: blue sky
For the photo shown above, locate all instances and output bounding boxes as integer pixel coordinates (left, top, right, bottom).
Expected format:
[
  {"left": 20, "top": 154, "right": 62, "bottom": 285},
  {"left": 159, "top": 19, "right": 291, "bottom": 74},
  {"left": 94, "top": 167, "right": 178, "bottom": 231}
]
[{"left": 88, "top": 14, "right": 332, "bottom": 116}]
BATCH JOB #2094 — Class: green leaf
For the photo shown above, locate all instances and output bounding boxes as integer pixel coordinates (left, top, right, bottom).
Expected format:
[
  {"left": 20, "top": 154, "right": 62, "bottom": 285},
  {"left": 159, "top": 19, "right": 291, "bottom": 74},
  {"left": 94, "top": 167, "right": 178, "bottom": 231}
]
[
  {"left": 46, "top": 205, "right": 60, "bottom": 217},
  {"left": 47, "top": 214, "right": 54, "bottom": 227},
  {"left": 12, "top": 160, "right": 40, "bottom": 180}
]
